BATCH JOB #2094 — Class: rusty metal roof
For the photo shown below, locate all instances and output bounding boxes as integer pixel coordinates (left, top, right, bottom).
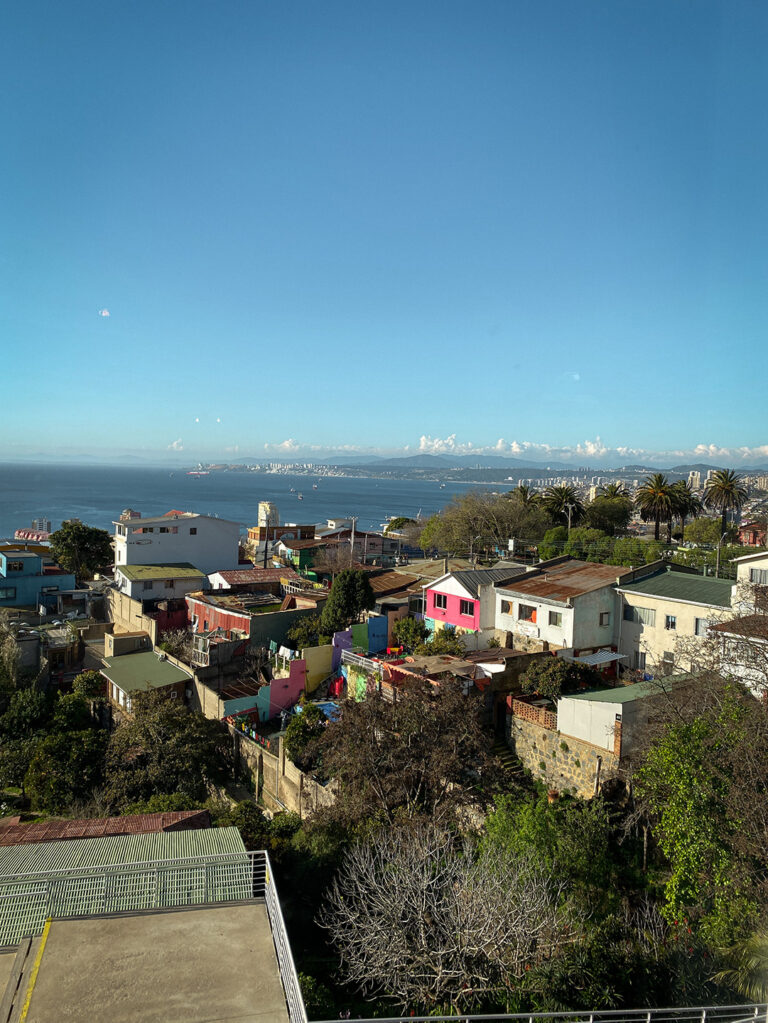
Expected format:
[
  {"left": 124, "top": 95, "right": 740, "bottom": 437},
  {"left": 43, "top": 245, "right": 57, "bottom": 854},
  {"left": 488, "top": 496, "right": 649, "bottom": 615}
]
[
  {"left": 497, "top": 560, "right": 625, "bottom": 603},
  {"left": 369, "top": 571, "right": 421, "bottom": 595},
  {"left": 213, "top": 568, "right": 302, "bottom": 586},
  {"left": 0, "top": 811, "right": 212, "bottom": 847},
  {"left": 709, "top": 614, "right": 768, "bottom": 639}
]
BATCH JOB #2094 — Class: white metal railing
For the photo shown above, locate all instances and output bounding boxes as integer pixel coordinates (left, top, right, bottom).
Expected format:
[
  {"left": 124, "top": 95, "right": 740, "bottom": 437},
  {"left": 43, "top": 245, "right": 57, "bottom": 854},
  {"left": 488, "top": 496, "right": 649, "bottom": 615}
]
[
  {"left": 309, "top": 1005, "right": 768, "bottom": 1023},
  {"left": 0, "top": 849, "right": 307, "bottom": 1023},
  {"left": 341, "top": 649, "right": 383, "bottom": 677}
]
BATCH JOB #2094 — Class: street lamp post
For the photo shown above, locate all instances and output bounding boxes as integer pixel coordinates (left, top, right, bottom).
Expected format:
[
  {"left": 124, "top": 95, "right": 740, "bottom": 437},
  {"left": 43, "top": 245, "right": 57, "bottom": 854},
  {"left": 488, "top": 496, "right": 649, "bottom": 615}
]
[
  {"left": 566, "top": 503, "right": 576, "bottom": 534},
  {"left": 715, "top": 532, "right": 729, "bottom": 578}
]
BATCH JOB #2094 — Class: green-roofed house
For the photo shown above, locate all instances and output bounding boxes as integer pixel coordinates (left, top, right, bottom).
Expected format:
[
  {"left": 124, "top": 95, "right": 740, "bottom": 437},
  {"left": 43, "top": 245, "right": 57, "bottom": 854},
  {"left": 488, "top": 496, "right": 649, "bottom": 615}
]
[
  {"left": 556, "top": 673, "right": 700, "bottom": 764},
  {"left": 115, "top": 562, "right": 206, "bottom": 601},
  {"left": 101, "top": 649, "right": 193, "bottom": 715},
  {"left": 616, "top": 566, "right": 734, "bottom": 675}
]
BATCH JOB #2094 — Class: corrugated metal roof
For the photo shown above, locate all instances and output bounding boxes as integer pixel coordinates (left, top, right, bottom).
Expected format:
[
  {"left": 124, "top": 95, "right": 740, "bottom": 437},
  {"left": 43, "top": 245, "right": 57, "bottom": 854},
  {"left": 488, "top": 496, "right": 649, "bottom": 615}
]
[
  {"left": 0, "top": 810, "right": 211, "bottom": 847},
  {"left": 101, "top": 651, "right": 192, "bottom": 692},
  {"left": 0, "top": 827, "right": 246, "bottom": 877},
  {"left": 497, "top": 560, "right": 625, "bottom": 603},
  {"left": 563, "top": 672, "right": 699, "bottom": 704},
  {"left": 709, "top": 614, "right": 768, "bottom": 639},
  {"left": 213, "top": 568, "right": 302, "bottom": 585},
  {"left": 446, "top": 567, "right": 528, "bottom": 598},
  {"left": 618, "top": 570, "right": 733, "bottom": 608}
]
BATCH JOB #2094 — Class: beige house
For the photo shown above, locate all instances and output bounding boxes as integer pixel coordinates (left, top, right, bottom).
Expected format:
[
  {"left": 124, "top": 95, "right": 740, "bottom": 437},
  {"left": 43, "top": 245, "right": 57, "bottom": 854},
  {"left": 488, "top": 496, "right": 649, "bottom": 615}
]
[{"left": 616, "top": 567, "right": 733, "bottom": 674}]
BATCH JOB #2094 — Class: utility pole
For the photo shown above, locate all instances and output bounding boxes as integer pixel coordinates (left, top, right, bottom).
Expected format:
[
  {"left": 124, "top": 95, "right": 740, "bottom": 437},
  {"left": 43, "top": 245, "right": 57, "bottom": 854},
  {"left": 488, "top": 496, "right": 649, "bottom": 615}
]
[{"left": 566, "top": 503, "right": 575, "bottom": 534}]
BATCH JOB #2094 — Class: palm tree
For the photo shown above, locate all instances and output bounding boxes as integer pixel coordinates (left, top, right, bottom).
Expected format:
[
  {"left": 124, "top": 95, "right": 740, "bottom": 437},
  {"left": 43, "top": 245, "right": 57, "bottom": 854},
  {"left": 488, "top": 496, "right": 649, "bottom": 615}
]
[
  {"left": 635, "top": 473, "right": 675, "bottom": 542},
  {"left": 598, "top": 482, "right": 625, "bottom": 499},
  {"left": 704, "top": 469, "right": 748, "bottom": 535},
  {"left": 543, "top": 485, "right": 584, "bottom": 528},
  {"left": 509, "top": 484, "right": 540, "bottom": 506},
  {"left": 715, "top": 932, "right": 768, "bottom": 1002},
  {"left": 671, "top": 480, "right": 702, "bottom": 541}
]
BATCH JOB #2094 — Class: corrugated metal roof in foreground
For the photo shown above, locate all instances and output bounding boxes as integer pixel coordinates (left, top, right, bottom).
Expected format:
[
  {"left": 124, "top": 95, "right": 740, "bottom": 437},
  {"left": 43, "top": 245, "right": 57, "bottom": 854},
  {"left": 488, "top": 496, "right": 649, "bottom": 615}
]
[{"left": 0, "top": 825, "right": 246, "bottom": 878}]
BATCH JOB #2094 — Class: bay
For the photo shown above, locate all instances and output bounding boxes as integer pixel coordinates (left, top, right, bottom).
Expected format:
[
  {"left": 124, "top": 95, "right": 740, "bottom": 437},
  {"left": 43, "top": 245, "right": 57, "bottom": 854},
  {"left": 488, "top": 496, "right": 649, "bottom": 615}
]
[{"left": 0, "top": 463, "right": 500, "bottom": 537}]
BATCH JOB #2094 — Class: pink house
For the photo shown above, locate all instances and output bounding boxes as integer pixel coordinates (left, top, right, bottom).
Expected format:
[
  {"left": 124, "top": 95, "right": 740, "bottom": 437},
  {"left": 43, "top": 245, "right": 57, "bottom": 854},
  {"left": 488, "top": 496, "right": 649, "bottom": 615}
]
[{"left": 424, "top": 567, "right": 528, "bottom": 647}]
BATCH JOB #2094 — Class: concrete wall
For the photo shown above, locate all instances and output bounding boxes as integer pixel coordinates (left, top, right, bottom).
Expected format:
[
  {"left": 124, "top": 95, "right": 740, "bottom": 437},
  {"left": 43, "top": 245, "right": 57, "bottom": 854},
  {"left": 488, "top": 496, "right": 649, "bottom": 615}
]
[
  {"left": 106, "top": 590, "right": 160, "bottom": 644},
  {"left": 114, "top": 515, "right": 240, "bottom": 575},
  {"left": 302, "top": 644, "right": 333, "bottom": 692},
  {"left": 557, "top": 696, "right": 618, "bottom": 753},
  {"left": 230, "top": 728, "right": 335, "bottom": 818},
  {"left": 105, "top": 631, "right": 152, "bottom": 657},
  {"left": 495, "top": 587, "right": 618, "bottom": 651},
  {"left": 618, "top": 591, "right": 728, "bottom": 670},
  {"left": 509, "top": 714, "right": 620, "bottom": 798}
]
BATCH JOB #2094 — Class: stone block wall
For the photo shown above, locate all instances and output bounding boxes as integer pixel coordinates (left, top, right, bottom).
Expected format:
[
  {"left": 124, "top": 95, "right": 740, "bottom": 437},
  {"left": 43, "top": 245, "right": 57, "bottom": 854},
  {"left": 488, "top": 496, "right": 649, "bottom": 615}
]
[{"left": 509, "top": 715, "right": 620, "bottom": 799}]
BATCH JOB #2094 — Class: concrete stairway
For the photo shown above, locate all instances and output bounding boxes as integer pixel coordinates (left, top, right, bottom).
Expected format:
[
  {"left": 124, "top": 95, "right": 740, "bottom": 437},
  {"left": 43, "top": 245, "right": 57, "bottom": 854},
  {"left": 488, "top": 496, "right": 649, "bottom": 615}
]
[{"left": 0, "top": 938, "right": 35, "bottom": 1023}]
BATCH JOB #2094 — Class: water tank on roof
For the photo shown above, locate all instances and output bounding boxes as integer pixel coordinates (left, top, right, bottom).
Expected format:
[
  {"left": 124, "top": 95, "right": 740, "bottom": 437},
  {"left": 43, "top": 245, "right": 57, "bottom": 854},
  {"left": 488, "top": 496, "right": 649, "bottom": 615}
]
[{"left": 120, "top": 508, "right": 141, "bottom": 520}]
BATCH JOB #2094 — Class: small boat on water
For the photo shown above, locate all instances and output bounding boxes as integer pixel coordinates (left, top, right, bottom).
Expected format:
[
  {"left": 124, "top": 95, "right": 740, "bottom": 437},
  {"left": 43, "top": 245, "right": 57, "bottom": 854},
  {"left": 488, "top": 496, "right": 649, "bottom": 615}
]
[{"left": 297, "top": 493, "right": 304, "bottom": 500}]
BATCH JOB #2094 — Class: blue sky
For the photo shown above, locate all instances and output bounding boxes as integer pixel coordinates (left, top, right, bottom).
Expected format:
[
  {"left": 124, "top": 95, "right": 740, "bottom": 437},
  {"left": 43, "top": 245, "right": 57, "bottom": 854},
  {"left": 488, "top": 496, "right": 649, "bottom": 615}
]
[{"left": 2, "top": 1, "right": 767, "bottom": 466}]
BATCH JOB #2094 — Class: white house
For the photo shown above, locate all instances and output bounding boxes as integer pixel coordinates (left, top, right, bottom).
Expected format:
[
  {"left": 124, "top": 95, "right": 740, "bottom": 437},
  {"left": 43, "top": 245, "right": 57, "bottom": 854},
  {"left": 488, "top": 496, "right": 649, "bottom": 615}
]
[
  {"left": 495, "top": 559, "right": 660, "bottom": 656},
  {"left": 114, "top": 563, "right": 206, "bottom": 601},
  {"left": 113, "top": 511, "right": 240, "bottom": 575}
]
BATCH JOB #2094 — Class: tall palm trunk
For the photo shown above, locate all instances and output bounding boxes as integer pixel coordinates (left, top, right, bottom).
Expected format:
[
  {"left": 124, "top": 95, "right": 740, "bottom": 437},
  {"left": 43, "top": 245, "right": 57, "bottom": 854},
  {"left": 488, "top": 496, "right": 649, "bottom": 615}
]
[{"left": 654, "top": 514, "right": 661, "bottom": 541}]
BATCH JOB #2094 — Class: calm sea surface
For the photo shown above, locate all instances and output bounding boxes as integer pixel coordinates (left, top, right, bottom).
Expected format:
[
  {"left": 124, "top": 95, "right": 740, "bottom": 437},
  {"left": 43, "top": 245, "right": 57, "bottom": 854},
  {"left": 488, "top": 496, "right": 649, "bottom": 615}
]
[{"left": 0, "top": 463, "right": 499, "bottom": 537}]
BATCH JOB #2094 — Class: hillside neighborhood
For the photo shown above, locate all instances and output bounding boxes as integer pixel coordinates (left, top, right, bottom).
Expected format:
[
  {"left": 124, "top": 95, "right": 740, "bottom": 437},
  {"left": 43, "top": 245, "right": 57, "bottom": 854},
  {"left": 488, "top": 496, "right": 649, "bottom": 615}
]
[{"left": 1, "top": 471, "right": 768, "bottom": 1020}]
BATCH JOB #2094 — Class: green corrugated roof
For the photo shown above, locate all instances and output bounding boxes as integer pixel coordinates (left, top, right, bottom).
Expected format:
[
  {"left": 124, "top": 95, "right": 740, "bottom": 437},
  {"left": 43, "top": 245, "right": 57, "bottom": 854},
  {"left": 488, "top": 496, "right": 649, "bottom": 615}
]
[
  {"left": 0, "top": 827, "right": 246, "bottom": 877},
  {"left": 618, "top": 570, "right": 732, "bottom": 608},
  {"left": 0, "top": 828, "right": 250, "bottom": 943},
  {"left": 564, "top": 672, "right": 698, "bottom": 704},
  {"left": 101, "top": 651, "right": 192, "bottom": 692},
  {"left": 117, "top": 563, "right": 205, "bottom": 581}
]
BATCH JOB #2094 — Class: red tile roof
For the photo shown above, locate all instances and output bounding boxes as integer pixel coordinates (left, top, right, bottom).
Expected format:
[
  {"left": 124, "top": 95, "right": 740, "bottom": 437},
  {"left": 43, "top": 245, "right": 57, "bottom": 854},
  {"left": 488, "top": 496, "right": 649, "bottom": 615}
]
[{"left": 0, "top": 810, "right": 211, "bottom": 846}]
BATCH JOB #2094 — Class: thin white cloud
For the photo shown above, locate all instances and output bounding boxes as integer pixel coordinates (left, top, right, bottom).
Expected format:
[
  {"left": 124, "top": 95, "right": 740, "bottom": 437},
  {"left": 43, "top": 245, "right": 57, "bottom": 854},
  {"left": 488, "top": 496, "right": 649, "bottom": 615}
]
[
  {"left": 167, "top": 438, "right": 184, "bottom": 451},
  {"left": 98, "top": 309, "right": 110, "bottom": 317}
]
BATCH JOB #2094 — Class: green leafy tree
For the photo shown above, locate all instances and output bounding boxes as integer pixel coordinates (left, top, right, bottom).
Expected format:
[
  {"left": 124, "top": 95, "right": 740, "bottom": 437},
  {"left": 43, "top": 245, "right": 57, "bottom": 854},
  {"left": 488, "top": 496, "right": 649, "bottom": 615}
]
[
  {"left": 539, "top": 526, "right": 568, "bottom": 561},
  {"left": 51, "top": 693, "right": 93, "bottom": 732},
  {"left": 319, "top": 569, "right": 375, "bottom": 636},
  {"left": 597, "top": 482, "right": 626, "bottom": 499},
  {"left": 48, "top": 520, "right": 113, "bottom": 580},
  {"left": 123, "top": 792, "right": 200, "bottom": 814},
  {"left": 0, "top": 687, "right": 53, "bottom": 739},
  {"left": 286, "top": 614, "right": 326, "bottom": 650},
  {"left": 0, "top": 738, "right": 39, "bottom": 798},
  {"left": 609, "top": 536, "right": 665, "bottom": 566},
  {"left": 671, "top": 480, "right": 702, "bottom": 539},
  {"left": 415, "top": 629, "right": 466, "bottom": 657},
  {"left": 390, "top": 616, "right": 429, "bottom": 651},
  {"left": 520, "top": 657, "right": 601, "bottom": 700},
  {"left": 509, "top": 484, "right": 541, "bottom": 507},
  {"left": 72, "top": 670, "right": 106, "bottom": 699},
  {"left": 635, "top": 474, "right": 675, "bottom": 541},
  {"left": 563, "top": 527, "right": 614, "bottom": 562},
  {"left": 25, "top": 729, "right": 109, "bottom": 813},
  {"left": 105, "top": 692, "right": 232, "bottom": 808},
  {"left": 418, "top": 491, "right": 553, "bottom": 555},
  {"left": 585, "top": 496, "right": 632, "bottom": 536},
  {"left": 684, "top": 516, "right": 727, "bottom": 545},
  {"left": 704, "top": 469, "right": 748, "bottom": 536},
  {"left": 383, "top": 516, "right": 415, "bottom": 534},
  {"left": 283, "top": 704, "right": 327, "bottom": 771}
]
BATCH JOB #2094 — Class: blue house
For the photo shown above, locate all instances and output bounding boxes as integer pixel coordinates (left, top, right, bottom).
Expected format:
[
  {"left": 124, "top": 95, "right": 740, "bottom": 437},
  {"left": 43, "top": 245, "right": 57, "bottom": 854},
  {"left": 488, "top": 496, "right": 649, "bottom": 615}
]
[{"left": 0, "top": 552, "right": 76, "bottom": 609}]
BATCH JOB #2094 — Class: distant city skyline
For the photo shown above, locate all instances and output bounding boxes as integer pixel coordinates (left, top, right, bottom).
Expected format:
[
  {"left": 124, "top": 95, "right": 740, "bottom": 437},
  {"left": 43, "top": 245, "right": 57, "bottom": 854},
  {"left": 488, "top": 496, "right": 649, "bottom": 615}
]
[{"left": 2, "top": 2, "right": 767, "bottom": 460}]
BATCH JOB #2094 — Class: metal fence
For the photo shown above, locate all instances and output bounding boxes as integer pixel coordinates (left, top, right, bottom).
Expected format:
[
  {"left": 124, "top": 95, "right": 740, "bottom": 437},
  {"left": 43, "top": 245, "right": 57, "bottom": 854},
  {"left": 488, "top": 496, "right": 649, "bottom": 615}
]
[
  {"left": 0, "top": 849, "right": 307, "bottom": 1023},
  {"left": 310, "top": 1005, "right": 768, "bottom": 1023},
  {"left": 341, "top": 649, "right": 383, "bottom": 677}
]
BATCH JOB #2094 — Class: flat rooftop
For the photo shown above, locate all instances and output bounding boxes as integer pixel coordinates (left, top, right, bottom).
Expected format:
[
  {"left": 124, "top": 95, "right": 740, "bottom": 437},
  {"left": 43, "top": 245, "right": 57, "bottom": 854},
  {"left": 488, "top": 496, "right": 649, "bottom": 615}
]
[
  {"left": 618, "top": 569, "right": 733, "bottom": 608},
  {"left": 116, "top": 563, "right": 205, "bottom": 581},
  {"left": 19, "top": 903, "right": 290, "bottom": 1023},
  {"left": 100, "top": 651, "right": 192, "bottom": 694}
]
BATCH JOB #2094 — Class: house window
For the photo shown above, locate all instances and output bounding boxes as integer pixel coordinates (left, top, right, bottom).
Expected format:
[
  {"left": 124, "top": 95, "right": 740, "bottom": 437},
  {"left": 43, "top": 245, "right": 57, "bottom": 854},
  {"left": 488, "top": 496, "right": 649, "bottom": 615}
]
[
  {"left": 190, "top": 527, "right": 197, "bottom": 535},
  {"left": 664, "top": 615, "right": 677, "bottom": 630},
  {"left": 750, "top": 568, "right": 768, "bottom": 585},
  {"left": 500, "top": 599, "right": 511, "bottom": 614},
  {"left": 434, "top": 593, "right": 447, "bottom": 610},
  {"left": 171, "top": 526, "right": 178, "bottom": 534},
  {"left": 459, "top": 599, "right": 475, "bottom": 617},
  {"left": 695, "top": 617, "right": 709, "bottom": 637},
  {"left": 165, "top": 580, "right": 175, "bottom": 589},
  {"left": 626, "top": 606, "right": 655, "bottom": 626},
  {"left": 143, "top": 581, "right": 153, "bottom": 591},
  {"left": 0, "top": 587, "right": 16, "bottom": 600},
  {"left": 518, "top": 604, "right": 537, "bottom": 623},
  {"left": 6, "top": 560, "right": 24, "bottom": 573},
  {"left": 599, "top": 611, "right": 611, "bottom": 627},
  {"left": 548, "top": 611, "right": 562, "bottom": 627},
  {"left": 160, "top": 527, "right": 169, "bottom": 533},
  {"left": 635, "top": 651, "right": 646, "bottom": 670}
]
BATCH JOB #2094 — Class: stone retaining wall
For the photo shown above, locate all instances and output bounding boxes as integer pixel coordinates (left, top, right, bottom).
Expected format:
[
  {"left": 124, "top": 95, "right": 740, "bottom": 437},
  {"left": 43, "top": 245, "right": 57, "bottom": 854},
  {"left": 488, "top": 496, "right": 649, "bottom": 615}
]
[{"left": 509, "top": 715, "right": 620, "bottom": 799}]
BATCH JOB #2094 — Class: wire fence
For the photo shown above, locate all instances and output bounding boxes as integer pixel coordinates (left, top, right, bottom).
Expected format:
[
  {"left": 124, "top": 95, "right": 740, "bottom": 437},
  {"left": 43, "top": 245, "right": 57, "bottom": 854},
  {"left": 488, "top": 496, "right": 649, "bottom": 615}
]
[{"left": 0, "top": 849, "right": 307, "bottom": 1023}]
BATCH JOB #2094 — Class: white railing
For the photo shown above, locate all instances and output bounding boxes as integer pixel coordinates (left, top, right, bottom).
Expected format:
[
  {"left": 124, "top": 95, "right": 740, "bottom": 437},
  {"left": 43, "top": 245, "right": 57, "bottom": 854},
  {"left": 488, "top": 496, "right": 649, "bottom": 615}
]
[
  {"left": 0, "top": 849, "right": 307, "bottom": 1023},
  {"left": 310, "top": 1005, "right": 768, "bottom": 1023},
  {"left": 341, "top": 649, "right": 383, "bottom": 677}
]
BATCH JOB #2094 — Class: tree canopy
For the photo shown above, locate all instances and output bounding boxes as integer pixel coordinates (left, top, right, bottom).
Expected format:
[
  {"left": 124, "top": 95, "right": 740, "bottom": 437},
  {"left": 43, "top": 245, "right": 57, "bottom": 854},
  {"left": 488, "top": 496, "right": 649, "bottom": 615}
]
[
  {"left": 48, "top": 520, "right": 113, "bottom": 579},
  {"left": 319, "top": 569, "right": 375, "bottom": 635}
]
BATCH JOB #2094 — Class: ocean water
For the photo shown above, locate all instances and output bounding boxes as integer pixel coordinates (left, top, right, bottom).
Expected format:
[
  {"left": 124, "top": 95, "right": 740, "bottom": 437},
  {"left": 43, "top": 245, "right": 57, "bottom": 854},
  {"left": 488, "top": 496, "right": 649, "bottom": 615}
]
[{"left": 0, "top": 463, "right": 498, "bottom": 537}]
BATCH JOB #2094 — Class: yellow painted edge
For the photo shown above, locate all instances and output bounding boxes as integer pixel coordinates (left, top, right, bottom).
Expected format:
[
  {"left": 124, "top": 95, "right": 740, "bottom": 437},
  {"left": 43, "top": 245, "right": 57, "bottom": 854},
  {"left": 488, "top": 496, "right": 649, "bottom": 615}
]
[{"left": 18, "top": 917, "right": 52, "bottom": 1022}]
